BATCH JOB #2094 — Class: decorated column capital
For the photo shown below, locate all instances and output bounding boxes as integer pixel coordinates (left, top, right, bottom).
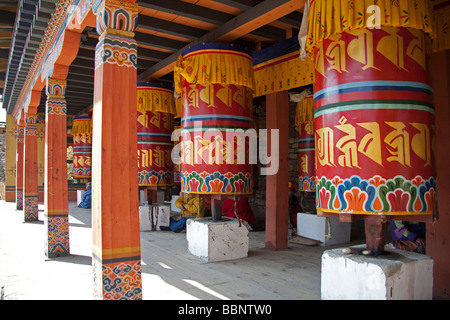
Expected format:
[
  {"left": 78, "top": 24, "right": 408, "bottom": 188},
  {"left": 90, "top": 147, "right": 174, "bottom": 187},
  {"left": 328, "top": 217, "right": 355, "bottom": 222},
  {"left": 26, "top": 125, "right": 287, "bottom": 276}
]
[
  {"left": 16, "top": 123, "right": 25, "bottom": 144},
  {"left": 46, "top": 78, "right": 67, "bottom": 98},
  {"left": 24, "top": 114, "right": 39, "bottom": 137},
  {"left": 94, "top": 0, "right": 138, "bottom": 37},
  {"left": 46, "top": 78, "right": 67, "bottom": 116}
]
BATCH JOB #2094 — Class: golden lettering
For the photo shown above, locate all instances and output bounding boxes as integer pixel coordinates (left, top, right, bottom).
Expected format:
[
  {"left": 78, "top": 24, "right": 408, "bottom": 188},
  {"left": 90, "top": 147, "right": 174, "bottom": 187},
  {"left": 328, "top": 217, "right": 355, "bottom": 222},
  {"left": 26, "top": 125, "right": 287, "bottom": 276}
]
[
  {"left": 78, "top": 156, "right": 85, "bottom": 167},
  {"left": 153, "top": 147, "right": 164, "bottom": 167},
  {"left": 301, "top": 154, "right": 309, "bottom": 174},
  {"left": 187, "top": 84, "right": 200, "bottom": 109},
  {"left": 149, "top": 112, "right": 161, "bottom": 129},
  {"left": 410, "top": 122, "right": 432, "bottom": 167},
  {"left": 140, "top": 149, "right": 150, "bottom": 168},
  {"left": 304, "top": 122, "right": 314, "bottom": 136},
  {"left": 377, "top": 28, "right": 406, "bottom": 70},
  {"left": 200, "top": 84, "right": 216, "bottom": 108},
  {"left": 232, "top": 86, "right": 246, "bottom": 109},
  {"left": 334, "top": 116, "right": 360, "bottom": 168},
  {"left": 137, "top": 110, "right": 148, "bottom": 128},
  {"left": 357, "top": 122, "right": 383, "bottom": 166},
  {"left": 216, "top": 85, "right": 232, "bottom": 108},
  {"left": 384, "top": 122, "right": 411, "bottom": 167},
  {"left": 194, "top": 135, "right": 211, "bottom": 164},
  {"left": 85, "top": 156, "right": 92, "bottom": 167},
  {"left": 347, "top": 29, "right": 380, "bottom": 71},
  {"left": 162, "top": 113, "right": 171, "bottom": 130},
  {"left": 315, "top": 43, "right": 326, "bottom": 78},
  {"left": 326, "top": 35, "right": 348, "bottom": 73},
  {"left": 406, "top": 29, "right": 427, "bottom": 71},
  {"left": 212, "top": 135, "right": 225, "bottom": 165},
  {"left": 316, "top": 127, "right": 335, "bottom": 167},
  {"left": 181, "top": 140, "right": 194, "bottom": 165},
  {"left": 165, "top": 150, "right": 172, "bottom": 167}
]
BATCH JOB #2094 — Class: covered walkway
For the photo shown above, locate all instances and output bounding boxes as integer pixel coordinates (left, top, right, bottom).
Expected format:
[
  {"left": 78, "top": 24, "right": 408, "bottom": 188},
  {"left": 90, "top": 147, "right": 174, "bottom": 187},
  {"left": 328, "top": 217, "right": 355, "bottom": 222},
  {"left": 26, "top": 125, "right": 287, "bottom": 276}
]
[{"left": 0, "top": 200, "right": 366, "bottom": 300}]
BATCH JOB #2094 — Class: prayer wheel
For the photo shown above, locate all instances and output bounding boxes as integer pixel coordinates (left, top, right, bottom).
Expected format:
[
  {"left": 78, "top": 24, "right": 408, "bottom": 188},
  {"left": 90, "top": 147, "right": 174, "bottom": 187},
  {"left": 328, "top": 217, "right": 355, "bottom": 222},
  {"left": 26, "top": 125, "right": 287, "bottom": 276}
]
[
  {"left": 174, "top": 43, "right": 255, "bottom": 195},
  {"left": 296, "top": 95, "right": 315, "bottom": 192},
  {"left": 173, "top": 122, "right": 182, "bottom": 184},
  {"left": 137, "top": 82, "right": 176, "bottom": 187},
  {"left": 306, "top": 0, "right": 437, "bottom": 218},
  {"left": 71, "top": 114, "right": 92, "bottom": 180}
]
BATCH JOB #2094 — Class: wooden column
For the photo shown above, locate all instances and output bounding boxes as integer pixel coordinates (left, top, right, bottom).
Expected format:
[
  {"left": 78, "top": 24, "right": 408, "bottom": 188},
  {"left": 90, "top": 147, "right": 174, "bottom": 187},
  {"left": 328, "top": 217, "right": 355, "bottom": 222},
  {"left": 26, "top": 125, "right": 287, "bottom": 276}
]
[
  {"left": 428, "top": 50, "right": 450, "bottom": 297},
  {"left": 15, "top": 120, "right": 25, "bottom": 210},
  {"left": 92, "top": 0, "right": 142, "bottom": 299},
  {"left": 23, "top": 113, "right": 39, "bottom": 222},
  {"left": 265, "top": 91, "right": 289, "bottom": 250},
  {"left": 44, "top": 78, "right": 69, "bottom": 258}
]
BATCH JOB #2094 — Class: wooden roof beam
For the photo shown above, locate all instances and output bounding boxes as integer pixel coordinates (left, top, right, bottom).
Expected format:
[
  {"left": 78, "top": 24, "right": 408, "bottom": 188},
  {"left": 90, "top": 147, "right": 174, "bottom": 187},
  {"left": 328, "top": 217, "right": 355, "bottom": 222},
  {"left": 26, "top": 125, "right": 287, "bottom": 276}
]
[
  {"left": 139, "top": 0, "right": 287, "bottom": 41},
  {"left": 212, "top": 0, "right": 302, "bottom": 26},
  {"left": 138, "top": 0, "right": 306, "bottom": 81}
]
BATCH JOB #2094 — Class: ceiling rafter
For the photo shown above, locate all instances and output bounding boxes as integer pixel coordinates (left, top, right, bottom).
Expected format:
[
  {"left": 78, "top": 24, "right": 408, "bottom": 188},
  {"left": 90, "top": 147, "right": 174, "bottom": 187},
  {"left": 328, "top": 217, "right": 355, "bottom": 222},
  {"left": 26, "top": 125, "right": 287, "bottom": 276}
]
[{"left": 138, "top": 0, "right": 305, "bottom": 81}]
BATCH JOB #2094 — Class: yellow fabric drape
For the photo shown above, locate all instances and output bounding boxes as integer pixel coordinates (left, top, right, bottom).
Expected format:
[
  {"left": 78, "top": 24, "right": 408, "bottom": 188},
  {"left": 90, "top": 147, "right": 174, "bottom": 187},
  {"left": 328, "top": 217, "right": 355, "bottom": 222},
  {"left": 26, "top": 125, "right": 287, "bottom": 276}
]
[
  {"left": 295, "top": 95, "right": 314, "bottom": 126},
  {"left": 174, "top": 48, "right": 255, "bottom": 95},
  {"left": 306, "top": 0, "right": 434, "bottom": 52},
  {"left": 137, "top": 86, "right": 177, "bottom": 115},
  {"left": 175, "top": 98, "right": 182, "bottom": 119},
  {"left": 71, "top": 115, "right": 92, "bottom": 135},
  {"left": 253, "top": 52, "right": 314, "bottom": 97}
]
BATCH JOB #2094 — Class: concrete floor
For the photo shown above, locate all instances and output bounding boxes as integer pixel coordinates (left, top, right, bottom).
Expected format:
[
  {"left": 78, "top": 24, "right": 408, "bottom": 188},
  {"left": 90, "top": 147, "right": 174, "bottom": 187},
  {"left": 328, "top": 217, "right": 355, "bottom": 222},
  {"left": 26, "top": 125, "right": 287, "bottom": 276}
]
[{"left": 0, "top": 200, "right": 365, "bottom": 300}]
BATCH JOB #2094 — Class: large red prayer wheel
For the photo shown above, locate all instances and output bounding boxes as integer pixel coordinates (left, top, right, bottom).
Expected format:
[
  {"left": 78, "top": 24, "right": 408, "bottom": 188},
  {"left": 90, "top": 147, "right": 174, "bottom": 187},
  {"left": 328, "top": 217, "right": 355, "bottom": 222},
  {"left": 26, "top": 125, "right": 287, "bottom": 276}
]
[
  {"left": 137, "top": 82, "right": 176, "bottom": 187},
  {"left": 307, "top": 0, "right": 437, "bottom": 217},
  {"left": 173, "top": 122, "right": 182, "bottom": 184},
  {"left": 71, "top": 114, "right": 92, "bottom": 180},
  {"left": 296, "top": 95, "right": 315, "bottom": 192},
  {"left": 174, "top": 43, "right": 255, "bottom": 195}
]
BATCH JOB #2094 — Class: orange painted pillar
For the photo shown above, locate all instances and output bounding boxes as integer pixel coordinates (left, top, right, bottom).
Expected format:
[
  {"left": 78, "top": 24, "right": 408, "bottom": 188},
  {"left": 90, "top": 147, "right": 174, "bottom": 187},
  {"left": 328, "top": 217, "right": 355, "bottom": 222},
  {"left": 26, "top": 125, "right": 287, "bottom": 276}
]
[
  {"left": 265, "top": 91, "right": 289, "bottom": 250},
  {"left": 15, "top": 120, "right": 25, "bottom": 210},
  {"left": 23, "top": 113, "right": 39, "bottom": 222},
  {"left": 91, "top": 0, "right": 142, "bottom": 299},
  {"left": 44, "top": 78, "right": 69, "bottom": 258}
]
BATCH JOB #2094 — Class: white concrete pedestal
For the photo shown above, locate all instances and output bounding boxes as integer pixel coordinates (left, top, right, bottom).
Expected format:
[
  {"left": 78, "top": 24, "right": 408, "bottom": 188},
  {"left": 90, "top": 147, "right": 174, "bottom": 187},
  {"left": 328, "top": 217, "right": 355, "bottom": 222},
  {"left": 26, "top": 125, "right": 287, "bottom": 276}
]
[
  {"left": 186, "top": 218, "right": 249, "bottom": 262},
  {"left": 321, "top": 246, "right": 433, "bottom": 300},
  {"left": 297, "top": 212, "right": 351, "bottom": 246},
  {"left": 77, "top": 190, "right": 84, "bottom": 205},
  {"left": 139, "top": 204, "right": 170, "bottom": 231}
]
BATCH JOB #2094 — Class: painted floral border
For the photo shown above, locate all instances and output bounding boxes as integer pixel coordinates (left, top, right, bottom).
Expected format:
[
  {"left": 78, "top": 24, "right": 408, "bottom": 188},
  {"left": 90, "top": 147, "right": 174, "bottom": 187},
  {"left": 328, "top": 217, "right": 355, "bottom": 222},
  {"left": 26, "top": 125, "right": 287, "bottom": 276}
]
[
  {"left": 315, "top": 174, "right": 437, "bottom": 214},
  {"left": 181, "top": 171, "right": 253, "bottom": 194},
  {"left": 138, "top": 170, "right": 173, "bottom": 186}
]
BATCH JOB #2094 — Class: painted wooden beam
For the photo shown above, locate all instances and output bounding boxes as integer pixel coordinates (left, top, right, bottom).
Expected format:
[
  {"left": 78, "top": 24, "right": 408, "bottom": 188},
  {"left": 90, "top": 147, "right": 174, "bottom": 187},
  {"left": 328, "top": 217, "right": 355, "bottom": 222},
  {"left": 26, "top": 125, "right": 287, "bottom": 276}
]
[
  {"left": 139, "top": 0, "right": 234, "bottom": 25},
  {"left": 213, "top": 0, "right": 303, "bottom": 26}
]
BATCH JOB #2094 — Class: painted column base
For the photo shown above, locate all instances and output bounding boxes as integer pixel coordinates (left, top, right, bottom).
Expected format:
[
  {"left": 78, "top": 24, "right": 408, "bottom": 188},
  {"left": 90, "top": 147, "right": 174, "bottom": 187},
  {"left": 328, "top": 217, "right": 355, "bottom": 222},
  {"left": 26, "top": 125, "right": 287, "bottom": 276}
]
[
  {"left": 24, "top": 195, "right": 38, "bottom": 222},
  {"left": 187, "top": 217, "right": 249, "bottom": 262},
  {"left": 45, "top": 215, "right": 70, "bottom": 258},
  {"left": 321, "top": 245, "right": 433, "bottom": 300}
]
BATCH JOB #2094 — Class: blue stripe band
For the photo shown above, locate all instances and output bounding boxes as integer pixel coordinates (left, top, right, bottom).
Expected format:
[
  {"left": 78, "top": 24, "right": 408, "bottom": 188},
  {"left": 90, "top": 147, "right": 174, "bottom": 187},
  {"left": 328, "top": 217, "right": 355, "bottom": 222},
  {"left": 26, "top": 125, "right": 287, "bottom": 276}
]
[
  {"left": 314, "top": 81, "right": 434, "bottom": 102},
  {"left": 182, "top": 114, "right": 252, "bottom": 124}
]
